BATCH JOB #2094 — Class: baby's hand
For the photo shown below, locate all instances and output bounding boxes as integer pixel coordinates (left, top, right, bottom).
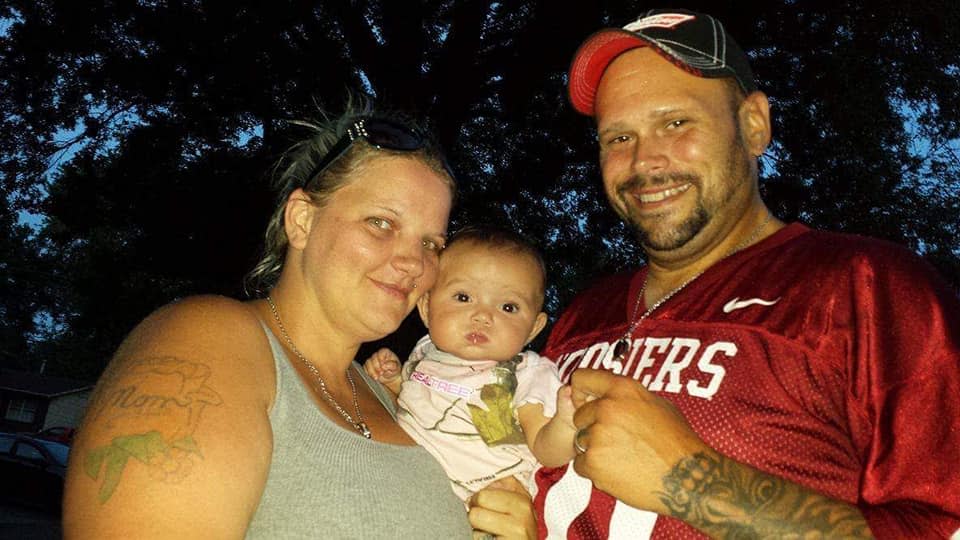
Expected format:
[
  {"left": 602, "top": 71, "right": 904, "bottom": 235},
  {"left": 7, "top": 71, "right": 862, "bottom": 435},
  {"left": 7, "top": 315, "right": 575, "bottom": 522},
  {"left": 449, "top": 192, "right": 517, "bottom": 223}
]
[
  {"left": 364, "top": 348, "right": 402, "bottom": 384},
  {"left": 555, "top": 385, "right": 576, "bottom": 430}
]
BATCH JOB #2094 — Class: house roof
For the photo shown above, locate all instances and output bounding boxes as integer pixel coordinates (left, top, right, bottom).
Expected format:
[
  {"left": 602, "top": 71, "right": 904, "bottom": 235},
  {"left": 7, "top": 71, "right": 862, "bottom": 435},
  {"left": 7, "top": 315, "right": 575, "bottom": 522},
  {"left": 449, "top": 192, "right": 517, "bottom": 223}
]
[{"left": 0, "top": 370, "right": 94, "bottom": 398}]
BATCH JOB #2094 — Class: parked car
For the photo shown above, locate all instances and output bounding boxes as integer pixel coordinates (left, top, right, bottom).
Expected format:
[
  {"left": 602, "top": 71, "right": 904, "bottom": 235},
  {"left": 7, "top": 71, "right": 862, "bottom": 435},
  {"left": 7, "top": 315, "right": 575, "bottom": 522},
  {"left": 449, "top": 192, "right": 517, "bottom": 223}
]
[
  {"left": 34, "top": 426, "right": 76, "bottom": 445},
  {"left": 0, "top": 432, "right": 70, "bottom": 512}
]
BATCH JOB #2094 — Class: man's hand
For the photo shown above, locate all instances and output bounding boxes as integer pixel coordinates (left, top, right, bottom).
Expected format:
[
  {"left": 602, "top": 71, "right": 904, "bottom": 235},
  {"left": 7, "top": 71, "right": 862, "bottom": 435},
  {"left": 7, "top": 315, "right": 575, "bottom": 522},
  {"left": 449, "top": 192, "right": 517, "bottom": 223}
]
[
  {"left": 568, "top": 369, "right": 873, "bottom": 538},
  {"left": 569, "top": 368, "right": 707, "bottom": 513},
  {"left": 468, "top": 476, "right": 537, "bottom": 539}
]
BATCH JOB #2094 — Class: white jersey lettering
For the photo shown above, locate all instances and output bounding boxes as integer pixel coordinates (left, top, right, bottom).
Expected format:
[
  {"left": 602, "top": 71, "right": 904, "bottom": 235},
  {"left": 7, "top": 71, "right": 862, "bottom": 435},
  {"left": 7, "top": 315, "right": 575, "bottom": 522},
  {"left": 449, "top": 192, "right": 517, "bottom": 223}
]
[
  {"left": 581, "top": 341, "right": 610, "bottom": 370},
  {"left": 647, "top": 338, "right": 700, "bottom": 393},
  {"left": 556, "top": 349, "right": 584, "bottom": 381},
  {"left": 686, "top": 341, "right": 735, "bottom": 399},
  {"left": 637, "top": 337, "right": 671, "bottom": 386},
  {"left": 620, "top": 337, "right": 643, "bottom": 375},
  {"left": 554, "top": 336, "right": 737, "bottom": 400}
]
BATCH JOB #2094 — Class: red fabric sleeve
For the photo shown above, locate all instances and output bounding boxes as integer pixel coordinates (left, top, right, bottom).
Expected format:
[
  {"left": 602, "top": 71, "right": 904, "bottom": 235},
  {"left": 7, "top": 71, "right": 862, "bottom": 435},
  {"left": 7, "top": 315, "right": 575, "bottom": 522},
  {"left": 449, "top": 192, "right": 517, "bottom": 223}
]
[{"left": 840, "top": 248, "right": 960, "bottom": 538}]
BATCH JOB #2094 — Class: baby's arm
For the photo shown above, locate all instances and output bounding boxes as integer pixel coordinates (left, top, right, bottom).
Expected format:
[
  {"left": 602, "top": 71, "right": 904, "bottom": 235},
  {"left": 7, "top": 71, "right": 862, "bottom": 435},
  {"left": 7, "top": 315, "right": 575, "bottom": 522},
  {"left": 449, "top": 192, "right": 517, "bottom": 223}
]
[
  {"left": 363, "top": 347, "right": 403, "bottom": 396},
  {"left": 517, "top": 385, "right": 578, "bottom": 468}
]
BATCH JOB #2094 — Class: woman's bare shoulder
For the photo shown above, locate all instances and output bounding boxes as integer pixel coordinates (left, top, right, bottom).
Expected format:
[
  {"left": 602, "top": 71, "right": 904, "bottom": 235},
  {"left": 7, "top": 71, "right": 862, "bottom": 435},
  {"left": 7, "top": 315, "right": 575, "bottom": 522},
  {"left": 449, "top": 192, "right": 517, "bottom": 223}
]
[
  {"left": 115, "top": 295, "right": 264, "bottom": 358},
  {"left": 137, "top": 294, "right": 259, "bottom": 333},
  {"left": 106, "top": 294, "right": 278, "bottom": 411},
  {"left": 63, "top": 294, "right": 276, "bottom": 537}
]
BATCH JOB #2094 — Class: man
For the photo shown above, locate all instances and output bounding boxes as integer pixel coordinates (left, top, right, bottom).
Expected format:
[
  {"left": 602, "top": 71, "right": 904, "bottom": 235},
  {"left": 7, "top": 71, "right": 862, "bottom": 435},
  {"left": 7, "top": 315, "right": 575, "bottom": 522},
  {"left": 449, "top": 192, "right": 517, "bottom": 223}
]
[{"left": 534, "top": 8, "right": 960, "bottom": 539}]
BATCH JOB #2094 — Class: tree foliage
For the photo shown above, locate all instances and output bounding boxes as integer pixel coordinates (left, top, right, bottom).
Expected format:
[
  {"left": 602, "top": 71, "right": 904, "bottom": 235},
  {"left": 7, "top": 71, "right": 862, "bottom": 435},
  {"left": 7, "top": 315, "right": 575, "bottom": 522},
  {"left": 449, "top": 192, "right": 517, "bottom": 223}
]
[{"left": 1, "top": 0, "right": 958, "bottom": 378}]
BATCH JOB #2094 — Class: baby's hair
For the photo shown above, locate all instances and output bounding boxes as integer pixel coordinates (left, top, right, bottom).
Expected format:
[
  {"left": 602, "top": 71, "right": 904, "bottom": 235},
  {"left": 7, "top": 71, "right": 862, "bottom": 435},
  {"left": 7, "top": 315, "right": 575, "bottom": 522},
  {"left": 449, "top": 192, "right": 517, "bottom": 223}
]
[{"left": 443, "top": 225, "right": 546, "bottom": 309}]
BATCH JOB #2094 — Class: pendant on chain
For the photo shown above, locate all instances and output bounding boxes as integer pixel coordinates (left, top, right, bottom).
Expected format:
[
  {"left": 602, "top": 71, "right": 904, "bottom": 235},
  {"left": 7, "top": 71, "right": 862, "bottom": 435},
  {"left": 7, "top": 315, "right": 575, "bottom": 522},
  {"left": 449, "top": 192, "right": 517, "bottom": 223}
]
[
  {"left": 612, "top": 338, "right": 632, "bottom": 361},
  {"left": 614, "top": 212, "right": 774, "bottom": 361}
]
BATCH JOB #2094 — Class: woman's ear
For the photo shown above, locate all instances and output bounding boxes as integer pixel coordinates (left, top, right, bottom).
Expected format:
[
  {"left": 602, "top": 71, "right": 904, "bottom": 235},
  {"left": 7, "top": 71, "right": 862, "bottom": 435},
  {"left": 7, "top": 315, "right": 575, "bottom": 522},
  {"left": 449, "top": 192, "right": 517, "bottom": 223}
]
[
  {"left": 284, "top": 188, "right": 315, "bottom": 250},
  {"left": 738, "top": 91, "right": 772, "bottom": 158}
]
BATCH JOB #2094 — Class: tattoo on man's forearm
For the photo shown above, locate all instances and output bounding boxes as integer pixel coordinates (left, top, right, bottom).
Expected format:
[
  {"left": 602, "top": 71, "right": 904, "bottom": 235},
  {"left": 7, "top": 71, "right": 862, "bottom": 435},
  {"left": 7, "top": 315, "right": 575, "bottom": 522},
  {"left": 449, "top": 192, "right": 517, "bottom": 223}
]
[
  {"left": 83, "top": 356, "right": 223, "bottom": 503},
  {"left": 658, "top": 453, "right": 873, "bottom": 539}
]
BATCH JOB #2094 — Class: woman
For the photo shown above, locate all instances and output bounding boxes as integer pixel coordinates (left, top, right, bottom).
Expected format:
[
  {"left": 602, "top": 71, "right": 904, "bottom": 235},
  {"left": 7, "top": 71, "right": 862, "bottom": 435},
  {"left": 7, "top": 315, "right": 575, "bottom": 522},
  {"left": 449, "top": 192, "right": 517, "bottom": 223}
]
[{"left": 63, "top": 98, "right": 535, "bottom": 538}]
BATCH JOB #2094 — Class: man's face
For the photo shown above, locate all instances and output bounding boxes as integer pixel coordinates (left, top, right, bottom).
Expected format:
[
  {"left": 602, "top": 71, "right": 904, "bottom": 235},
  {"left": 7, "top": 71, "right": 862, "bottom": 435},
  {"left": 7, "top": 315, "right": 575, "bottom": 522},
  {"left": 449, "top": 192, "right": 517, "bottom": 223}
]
[{"left": 594, "top": 47, "right": 757, "bottom": 257}]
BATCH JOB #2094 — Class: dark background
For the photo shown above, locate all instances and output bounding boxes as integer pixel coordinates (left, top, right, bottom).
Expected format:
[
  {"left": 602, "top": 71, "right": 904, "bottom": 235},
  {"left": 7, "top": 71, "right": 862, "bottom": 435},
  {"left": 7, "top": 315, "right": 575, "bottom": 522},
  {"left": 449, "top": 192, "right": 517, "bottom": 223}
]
[{"left": 1, "top": 1, "right": 958, "bottom": 381}]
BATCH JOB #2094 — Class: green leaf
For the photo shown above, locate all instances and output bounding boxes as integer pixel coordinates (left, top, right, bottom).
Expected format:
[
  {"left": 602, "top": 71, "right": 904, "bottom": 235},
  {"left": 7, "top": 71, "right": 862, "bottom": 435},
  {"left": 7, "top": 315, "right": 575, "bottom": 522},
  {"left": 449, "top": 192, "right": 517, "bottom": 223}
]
[
  {"left": 98, "top": 448, "right": 129, "bottom": 504},
  {"left": 84, "top": 446, "right": 109, "bottom": 480},
  {"left": 469, "top": 383, "right": 525, "bottom": 446},
  {"left": 113, "top": 431, "right": 168, "bottom": 463},
  {"left": 171, "top": 436, "right": 200, "bottom": 455}
]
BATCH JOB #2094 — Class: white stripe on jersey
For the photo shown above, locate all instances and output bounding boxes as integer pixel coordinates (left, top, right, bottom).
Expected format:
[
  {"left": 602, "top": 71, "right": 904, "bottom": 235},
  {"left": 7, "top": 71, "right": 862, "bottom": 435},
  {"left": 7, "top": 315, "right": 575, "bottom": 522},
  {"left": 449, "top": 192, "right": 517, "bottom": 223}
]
[
  {"left": 610, "top": 500, "right": 658, "bottom": 538},
  {"left": 542, "top": 464, "right": 658, "bottom": 539},
  {"left": 542, "top": 465, "right": 592, "bottom": 539}
]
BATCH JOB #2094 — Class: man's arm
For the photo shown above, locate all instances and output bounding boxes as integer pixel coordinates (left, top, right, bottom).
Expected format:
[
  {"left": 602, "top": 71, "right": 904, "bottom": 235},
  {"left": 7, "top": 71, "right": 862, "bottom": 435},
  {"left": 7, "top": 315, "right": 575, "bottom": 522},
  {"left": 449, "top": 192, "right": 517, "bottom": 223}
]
[
  {"left": 570, "top": 369, "right": 873, "bottom": 539},
  {"left": 63, "top": 296, "right": 274, "bottom": 538}
]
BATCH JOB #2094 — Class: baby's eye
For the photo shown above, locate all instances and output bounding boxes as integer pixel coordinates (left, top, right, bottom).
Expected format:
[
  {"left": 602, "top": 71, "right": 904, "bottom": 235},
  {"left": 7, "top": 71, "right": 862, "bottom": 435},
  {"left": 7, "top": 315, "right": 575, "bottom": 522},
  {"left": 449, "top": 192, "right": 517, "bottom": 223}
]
[
  {"left": 454, "top": 293, "right": 470, "bottom": 302},
  {"left": 666, "top": 119, "right": 687, "bottom": 130},
  {"left": 501, "top": 303, "right": 520, "bottom": 314}
]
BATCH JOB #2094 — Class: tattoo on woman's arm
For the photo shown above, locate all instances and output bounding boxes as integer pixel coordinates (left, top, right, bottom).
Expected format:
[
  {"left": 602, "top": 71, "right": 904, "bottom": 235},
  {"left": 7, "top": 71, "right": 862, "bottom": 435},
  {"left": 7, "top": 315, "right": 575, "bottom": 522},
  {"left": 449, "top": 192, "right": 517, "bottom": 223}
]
[
  {"left": 658, "top": 452, "right": 873, "bottom": 539},
  {"left": 82, "top": 356, "right": 223, "bottom": 503}
]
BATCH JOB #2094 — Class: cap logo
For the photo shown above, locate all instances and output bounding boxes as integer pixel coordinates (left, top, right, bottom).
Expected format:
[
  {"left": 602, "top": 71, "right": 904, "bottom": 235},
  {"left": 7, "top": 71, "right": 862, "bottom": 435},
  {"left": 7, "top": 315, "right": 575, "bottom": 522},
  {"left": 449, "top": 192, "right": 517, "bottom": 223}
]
[{"left": 623, "top": 13, "right": 695, "bottom": 32}]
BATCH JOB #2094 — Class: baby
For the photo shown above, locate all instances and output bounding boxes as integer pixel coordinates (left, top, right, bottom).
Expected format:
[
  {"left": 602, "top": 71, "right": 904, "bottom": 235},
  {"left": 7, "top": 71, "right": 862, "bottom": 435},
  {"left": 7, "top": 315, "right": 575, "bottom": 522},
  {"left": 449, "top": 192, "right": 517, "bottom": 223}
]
[{"left": 365, "top": 225, "right": 576, "bottom": 502}]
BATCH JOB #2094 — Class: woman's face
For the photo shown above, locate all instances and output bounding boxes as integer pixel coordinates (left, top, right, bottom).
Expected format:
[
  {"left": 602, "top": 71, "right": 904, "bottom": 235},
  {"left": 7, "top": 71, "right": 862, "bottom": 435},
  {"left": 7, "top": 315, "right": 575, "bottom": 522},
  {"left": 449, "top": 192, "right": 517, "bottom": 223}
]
[{"left": 296, "top": 155, "right": 453, "bottom": 342}]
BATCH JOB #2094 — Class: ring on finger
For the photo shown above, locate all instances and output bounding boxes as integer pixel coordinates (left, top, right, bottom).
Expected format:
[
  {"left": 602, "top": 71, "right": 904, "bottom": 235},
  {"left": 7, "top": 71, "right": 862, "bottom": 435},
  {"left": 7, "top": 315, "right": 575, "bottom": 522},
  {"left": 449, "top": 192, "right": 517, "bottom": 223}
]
[{"left": 574, "top": 428, "right": 588, "bottom": 454}]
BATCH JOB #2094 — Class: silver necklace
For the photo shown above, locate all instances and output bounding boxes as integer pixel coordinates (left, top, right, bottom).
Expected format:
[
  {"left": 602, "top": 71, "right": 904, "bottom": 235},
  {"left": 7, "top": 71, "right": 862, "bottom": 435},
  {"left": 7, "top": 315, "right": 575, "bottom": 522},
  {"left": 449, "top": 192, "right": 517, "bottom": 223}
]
[
  {"left": 612, "top": 212, "right": 774, "bottom": 361},
  {"left": 266, "top": 295, "right": 371, "bottom": 439}
]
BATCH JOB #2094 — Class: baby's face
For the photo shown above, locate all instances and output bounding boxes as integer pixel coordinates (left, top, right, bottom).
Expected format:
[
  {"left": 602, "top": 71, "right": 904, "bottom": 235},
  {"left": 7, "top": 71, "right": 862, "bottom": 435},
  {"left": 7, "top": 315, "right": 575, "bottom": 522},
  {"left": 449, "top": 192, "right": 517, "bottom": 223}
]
[{"left": 419, "top": 243, "right": 546, "bottom": 362}]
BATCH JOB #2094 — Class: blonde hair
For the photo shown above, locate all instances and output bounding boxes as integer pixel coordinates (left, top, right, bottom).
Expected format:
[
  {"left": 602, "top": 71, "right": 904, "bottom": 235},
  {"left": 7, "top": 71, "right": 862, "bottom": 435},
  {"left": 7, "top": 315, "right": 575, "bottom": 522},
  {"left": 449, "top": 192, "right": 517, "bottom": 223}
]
[{"left": 244, "top": 94, "right": 456, "bottom": 296}]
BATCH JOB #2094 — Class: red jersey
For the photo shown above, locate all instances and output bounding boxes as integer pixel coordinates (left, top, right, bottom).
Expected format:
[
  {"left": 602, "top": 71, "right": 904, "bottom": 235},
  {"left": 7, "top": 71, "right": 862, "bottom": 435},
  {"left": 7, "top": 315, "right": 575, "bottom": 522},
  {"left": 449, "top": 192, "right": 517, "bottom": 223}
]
[{"left": 535, "top": 223, "right": 960, "bottom": 539}]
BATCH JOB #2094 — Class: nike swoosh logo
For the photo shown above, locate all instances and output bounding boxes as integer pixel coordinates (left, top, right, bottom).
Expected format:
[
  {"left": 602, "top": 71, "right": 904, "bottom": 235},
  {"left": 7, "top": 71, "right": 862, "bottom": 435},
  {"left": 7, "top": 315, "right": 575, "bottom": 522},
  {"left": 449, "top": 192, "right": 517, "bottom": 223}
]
[{"left": 723, "top": 297, "right": 781, "bottom": 313}]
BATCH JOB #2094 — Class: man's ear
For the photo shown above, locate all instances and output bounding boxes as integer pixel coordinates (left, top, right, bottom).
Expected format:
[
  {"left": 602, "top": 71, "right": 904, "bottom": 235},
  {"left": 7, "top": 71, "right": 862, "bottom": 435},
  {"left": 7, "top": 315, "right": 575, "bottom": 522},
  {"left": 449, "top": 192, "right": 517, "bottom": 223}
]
[
  {"left": 416, "top": 293, "right": 431, "bottom": 329},
  {"left": 738, "top": 91, "right": 772, "bottom": 158},
  {"left": 526, "top": 312, "right": 549, "bottom": 345},
  {"left": 284, "top": 188, "right": 315, "bottom": 250}
]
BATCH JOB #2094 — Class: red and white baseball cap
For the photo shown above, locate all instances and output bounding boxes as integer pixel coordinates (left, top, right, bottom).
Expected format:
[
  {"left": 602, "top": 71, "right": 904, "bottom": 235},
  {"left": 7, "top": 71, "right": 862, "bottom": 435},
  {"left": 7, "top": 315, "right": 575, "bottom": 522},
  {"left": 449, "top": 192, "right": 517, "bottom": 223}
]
[{"left": 568, "top": 8, "right": 758, "bottom": 116}]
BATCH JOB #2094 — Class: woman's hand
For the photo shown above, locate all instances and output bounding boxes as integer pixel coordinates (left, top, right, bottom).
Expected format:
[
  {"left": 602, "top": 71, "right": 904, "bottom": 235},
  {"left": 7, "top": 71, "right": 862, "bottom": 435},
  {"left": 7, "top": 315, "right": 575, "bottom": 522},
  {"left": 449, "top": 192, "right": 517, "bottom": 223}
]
[{"left": 468, "top": 476, "right": 537, "bottom": 539}]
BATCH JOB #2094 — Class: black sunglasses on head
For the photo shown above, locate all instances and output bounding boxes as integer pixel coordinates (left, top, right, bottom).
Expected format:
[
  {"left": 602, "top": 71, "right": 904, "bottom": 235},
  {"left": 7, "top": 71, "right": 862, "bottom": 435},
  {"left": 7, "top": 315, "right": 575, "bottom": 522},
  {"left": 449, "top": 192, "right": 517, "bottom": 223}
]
[{"left": 303, "top": 117, "right": 453, "bottom": 186}]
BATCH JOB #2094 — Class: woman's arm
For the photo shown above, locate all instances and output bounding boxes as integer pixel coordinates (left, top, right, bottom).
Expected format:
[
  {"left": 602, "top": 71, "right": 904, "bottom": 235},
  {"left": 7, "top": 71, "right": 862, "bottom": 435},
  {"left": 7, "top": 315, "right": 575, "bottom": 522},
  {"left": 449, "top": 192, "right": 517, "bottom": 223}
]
[{"left": 63, "top": 296, "right": 275, "bottom": 539}]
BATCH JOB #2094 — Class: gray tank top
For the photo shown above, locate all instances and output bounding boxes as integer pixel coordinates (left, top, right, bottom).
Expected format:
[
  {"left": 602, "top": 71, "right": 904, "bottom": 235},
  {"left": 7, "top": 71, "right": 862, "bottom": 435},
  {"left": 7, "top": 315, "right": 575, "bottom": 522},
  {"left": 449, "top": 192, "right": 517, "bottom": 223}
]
[{"left": 245, "top": 322, "right": 471, "bottom": 539}]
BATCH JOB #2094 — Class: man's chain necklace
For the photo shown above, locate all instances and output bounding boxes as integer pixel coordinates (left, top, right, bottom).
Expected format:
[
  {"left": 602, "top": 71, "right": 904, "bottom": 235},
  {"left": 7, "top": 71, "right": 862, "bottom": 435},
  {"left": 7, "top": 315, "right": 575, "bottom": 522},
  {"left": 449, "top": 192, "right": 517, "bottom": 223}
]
[
  {"left": 266, "top": 296, "right": 371, "bottom": 439},
  {"left": 613, "top": 212, "right": 774, "bottom": 361}
]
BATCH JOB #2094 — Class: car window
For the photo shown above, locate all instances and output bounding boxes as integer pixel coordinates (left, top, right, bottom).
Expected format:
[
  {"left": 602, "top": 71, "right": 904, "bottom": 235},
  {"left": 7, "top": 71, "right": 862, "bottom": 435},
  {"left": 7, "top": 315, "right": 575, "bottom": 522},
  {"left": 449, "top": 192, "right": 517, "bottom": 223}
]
[
  {"left": 14, "top": 441, "right": 45, "bottom": 461},
  {"left": 38, "top": 440, "right": 70, "bottom": 466},
  {"left": 0, "top": 434, "right": 13, "bottom": 453}
]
